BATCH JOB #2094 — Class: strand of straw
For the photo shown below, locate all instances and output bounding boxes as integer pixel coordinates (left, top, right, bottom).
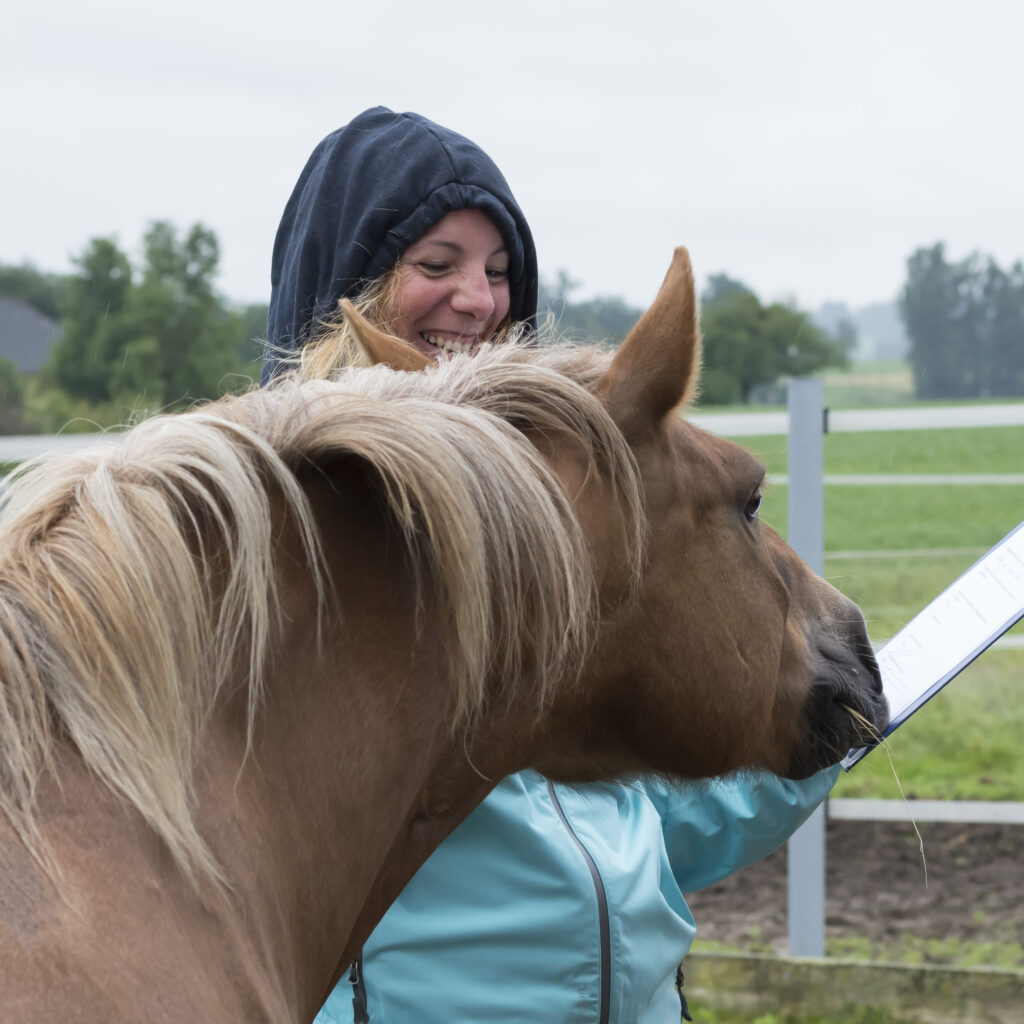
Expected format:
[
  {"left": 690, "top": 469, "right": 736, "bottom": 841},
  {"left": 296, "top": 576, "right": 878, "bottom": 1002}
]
[{"left": 842, "top": 704, "right": 928, "bottom": 887}]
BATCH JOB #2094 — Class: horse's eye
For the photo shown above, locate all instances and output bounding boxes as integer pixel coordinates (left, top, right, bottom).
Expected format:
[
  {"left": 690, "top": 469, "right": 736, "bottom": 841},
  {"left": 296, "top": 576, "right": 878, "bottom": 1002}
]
[{"left": 744, "top": 490, "right": 762, "bottom": 522}]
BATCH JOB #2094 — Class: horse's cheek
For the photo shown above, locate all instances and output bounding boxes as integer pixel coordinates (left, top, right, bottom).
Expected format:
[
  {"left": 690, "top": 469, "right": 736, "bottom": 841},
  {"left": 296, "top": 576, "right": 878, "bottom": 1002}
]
[{"left": 768, "top": 614, "right": 820, "bottom": 752}]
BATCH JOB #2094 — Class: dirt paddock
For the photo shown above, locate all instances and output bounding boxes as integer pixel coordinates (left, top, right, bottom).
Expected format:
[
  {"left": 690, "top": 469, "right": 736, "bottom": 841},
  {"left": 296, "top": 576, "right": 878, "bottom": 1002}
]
[{"left": 686, "top": 820, "right": 1024, "bottom": 959}]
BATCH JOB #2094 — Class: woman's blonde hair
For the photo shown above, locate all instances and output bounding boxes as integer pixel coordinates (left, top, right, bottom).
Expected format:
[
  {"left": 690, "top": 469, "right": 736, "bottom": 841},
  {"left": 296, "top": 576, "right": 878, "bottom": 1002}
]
[{"left": 293, "top": 266, "right": 532, "bottom": 382}]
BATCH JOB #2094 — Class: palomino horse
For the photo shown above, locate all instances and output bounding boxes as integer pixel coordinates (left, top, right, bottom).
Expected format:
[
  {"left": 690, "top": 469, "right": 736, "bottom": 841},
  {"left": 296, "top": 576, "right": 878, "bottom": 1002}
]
[{"left": 0, "top": 249, "right": 886, "bottom": 1022}]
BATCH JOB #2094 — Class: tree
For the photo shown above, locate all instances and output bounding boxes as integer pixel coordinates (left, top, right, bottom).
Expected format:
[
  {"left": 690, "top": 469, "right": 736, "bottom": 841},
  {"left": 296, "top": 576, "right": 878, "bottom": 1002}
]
[
  {"left": 976, "top": 258, "right": 1024, "bottom": 397},
  {"left": 47, "top": 237, "right": 134, "bottom": 404},
  {"left": 702, "top": 273, "right": 755, "bottom": 306},
  {"left": 237, "top": 302, "right": 271, "bottom": 372},
  {"left": 901, "top": 244, "right": 1024, "bottom": 399},
  {"left": 699, "top": 279, "right": 849, "bottom": 404},
  {"left": 117, "top": 222, "right": 248, "bottom": 406},
  {"left": 830, "top": 316, "right": 859, "bottom": 361},
  {"left": 538, "top": 271, "right": 643, "bottom": 346},
  {"left": 43, "top": 222, "right": 253, "bottom": 414},
  {"left": 0, "top": 357, "right": 27, "bottom": 433},
  {"left": 0, "top": 263, "right": 69, "bottom": 321}
]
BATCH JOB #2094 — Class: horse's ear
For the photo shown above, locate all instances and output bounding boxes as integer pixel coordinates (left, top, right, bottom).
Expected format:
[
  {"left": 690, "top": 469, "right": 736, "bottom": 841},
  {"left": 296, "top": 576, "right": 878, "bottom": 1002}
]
[
  {"left": 597, "top": 247, "right": 701, "bottom": 440},
  {"left": 339, "top": 299, "right": 432, "bottom": 372}
]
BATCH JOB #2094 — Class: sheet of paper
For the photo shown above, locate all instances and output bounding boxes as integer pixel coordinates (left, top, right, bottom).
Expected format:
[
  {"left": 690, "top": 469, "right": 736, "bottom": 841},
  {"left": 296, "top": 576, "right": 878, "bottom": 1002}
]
[{"left": 843, "top": 520, "right": 1024, "bottom": 769}]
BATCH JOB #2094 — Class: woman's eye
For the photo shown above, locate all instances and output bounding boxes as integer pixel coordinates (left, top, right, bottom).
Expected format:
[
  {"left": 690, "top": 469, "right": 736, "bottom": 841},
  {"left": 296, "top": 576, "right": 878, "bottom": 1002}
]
[
  {"left": 744, "top": 491, "right": 762, "bottom": 522},
  {"left": 486, "top": 267, "right": 510, "bottom": 281},
  {"left": 416, "top": 261, "right": 450, "bottom": 276}
]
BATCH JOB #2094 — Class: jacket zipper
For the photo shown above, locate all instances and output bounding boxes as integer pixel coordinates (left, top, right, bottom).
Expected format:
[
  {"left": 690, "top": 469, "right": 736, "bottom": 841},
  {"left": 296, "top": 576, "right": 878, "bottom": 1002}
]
[
  {"left": 546, "top": 781, "right": 611, "bottom": 1024},
  {"left": 349, "top": 953, "right": 369, "bottom": 1023}
]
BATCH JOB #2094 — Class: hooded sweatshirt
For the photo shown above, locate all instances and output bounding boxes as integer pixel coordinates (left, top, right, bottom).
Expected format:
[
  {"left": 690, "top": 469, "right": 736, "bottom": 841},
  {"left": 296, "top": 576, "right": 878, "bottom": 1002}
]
[{"left": 263, "top": 106, "right": 538, "bottom": 383}]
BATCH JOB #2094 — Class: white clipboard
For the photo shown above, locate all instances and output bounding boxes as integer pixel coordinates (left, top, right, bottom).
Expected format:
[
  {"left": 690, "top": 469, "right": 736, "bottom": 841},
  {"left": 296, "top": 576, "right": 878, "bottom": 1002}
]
[{"left": 843, "top": 520, "right": 1024, "bottom": 769}]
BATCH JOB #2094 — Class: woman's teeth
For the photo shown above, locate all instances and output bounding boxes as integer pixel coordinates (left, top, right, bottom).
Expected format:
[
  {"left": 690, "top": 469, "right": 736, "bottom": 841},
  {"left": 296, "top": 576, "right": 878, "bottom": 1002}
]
[{"left": 422, "top": 333, "right": 475, "bottom": 354}]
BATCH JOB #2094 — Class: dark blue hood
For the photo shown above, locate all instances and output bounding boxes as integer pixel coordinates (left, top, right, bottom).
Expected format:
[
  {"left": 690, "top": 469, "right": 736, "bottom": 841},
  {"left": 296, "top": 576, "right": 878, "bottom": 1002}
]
[{"left": 263, "top": 107, "right": 538, "bottom": 382}]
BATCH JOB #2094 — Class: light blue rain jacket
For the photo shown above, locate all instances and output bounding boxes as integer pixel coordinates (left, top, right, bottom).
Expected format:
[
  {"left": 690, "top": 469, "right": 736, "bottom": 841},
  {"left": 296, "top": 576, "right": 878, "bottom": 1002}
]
[{"left": 317, "top": 765, "right": 838, "bottom": 1024}]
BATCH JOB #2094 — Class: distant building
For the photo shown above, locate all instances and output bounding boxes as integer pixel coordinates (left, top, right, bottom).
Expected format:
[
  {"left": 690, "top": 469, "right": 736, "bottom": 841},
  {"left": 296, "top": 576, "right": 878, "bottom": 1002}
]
[{"left": 0, "top": 297, "right": 60, "bottom": 372}]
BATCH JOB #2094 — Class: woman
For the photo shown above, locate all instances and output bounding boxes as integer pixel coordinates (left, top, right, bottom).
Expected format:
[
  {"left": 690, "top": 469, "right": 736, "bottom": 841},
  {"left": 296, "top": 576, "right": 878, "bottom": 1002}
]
[
  {"left": 264, "top": 107, "right": 839, "bottom": 1024},
  {"left": 262, "top": 107, "right": 536, "bottom": 382}
]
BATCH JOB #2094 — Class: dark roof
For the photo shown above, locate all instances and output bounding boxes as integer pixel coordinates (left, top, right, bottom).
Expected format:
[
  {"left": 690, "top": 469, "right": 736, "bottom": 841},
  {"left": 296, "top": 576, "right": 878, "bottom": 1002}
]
[{"left": 0, "top": 297, "right": 60, "bottom": 372}]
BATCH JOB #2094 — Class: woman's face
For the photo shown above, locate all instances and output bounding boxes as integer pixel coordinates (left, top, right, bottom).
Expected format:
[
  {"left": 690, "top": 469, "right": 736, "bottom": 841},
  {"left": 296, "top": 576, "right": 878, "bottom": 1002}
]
[{"left": 390, "top": 209, "right": 511, "bottom": 359}]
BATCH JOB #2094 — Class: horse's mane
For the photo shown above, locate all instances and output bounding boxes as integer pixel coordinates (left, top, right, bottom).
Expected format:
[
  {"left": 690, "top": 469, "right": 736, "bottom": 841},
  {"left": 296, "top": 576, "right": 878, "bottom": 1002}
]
[{"left": 0, "top": 342, "right": 643, "bottom": 886}]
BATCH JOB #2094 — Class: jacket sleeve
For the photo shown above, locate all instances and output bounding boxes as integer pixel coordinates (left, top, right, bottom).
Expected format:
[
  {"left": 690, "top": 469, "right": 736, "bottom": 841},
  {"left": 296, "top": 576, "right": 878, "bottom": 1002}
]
[{"left": 645, "top": 765, "right": 839, "bottom": 894}]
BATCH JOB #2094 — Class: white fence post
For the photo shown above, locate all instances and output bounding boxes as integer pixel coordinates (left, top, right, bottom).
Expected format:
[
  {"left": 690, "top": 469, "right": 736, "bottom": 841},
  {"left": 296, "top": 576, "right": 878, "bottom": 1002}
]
[{"left": 786, "top": 377, "right": 827, "bottom": 958}]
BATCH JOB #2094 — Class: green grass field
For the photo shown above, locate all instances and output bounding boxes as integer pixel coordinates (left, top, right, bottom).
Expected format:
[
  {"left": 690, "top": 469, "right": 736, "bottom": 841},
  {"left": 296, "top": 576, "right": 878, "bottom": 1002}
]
[
  {"left": 760, "top": 483, "right": 1024, "bottom": 558},
  {"left": 738, "top": 424, "right": 1024, "bottom": 477}
]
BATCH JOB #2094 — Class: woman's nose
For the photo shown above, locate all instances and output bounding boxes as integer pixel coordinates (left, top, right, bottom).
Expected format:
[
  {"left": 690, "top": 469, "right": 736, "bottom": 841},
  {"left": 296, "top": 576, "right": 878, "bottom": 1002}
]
[{"left": 450, "top": 266, "right": 496, "bottom": 321}]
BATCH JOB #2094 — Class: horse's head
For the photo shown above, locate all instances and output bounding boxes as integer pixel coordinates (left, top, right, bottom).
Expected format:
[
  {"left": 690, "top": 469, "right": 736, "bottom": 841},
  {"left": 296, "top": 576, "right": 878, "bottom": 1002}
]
[
  {"left": 341, "top": 251, "right": 887, "bottom": 784},
  {"left": 541, "top": 248, "right": 887, "bottom": 782}
]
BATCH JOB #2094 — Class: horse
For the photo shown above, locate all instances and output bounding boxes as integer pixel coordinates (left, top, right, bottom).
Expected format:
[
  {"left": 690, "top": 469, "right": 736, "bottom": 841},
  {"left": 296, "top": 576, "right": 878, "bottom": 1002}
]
[{"left": 0, "top": 248, "right": 887, "bottom": 1022}]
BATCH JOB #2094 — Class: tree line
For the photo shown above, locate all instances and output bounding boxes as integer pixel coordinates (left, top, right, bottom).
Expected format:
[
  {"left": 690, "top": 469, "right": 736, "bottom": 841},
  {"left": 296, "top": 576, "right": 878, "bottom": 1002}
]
[
  {"left": 539, "top": 270, "right": 851, "bottom": 404},
  {"left": 0, "top": 222, "right": 266, "bottom": 434},
  {"left": 901, "top": 243, "right": 1024, "bottom": 399},
  {"left": 2, "top": 223, "right": 1019, "bottom": 436}
]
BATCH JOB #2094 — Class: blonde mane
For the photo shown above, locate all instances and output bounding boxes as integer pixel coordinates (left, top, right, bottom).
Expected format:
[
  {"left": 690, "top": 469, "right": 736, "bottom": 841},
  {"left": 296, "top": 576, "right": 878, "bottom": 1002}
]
[{"left": 0, "top": 341, "right": 643, "bottom": 887}]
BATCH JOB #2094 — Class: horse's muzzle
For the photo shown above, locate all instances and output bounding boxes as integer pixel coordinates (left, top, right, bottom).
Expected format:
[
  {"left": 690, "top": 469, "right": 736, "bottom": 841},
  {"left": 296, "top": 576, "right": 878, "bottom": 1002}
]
[{"left": 786, "top": 614, "right": 889, "bottom": 779}]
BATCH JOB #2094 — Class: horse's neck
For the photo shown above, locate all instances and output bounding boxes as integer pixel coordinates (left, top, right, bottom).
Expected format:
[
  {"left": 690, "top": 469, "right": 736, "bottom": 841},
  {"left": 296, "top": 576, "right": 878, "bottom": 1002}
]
[
  {"left": 191, "top": 477, "right": 481, "bottom": 1017},
  {"left": 0, "top": 694, "right": 453, "bottom": 1024},
  {"left": 200, "top": 650, "right": 490, "bottom": 1017},
  {"left": 204, "top": 627, "right": 545, "bottom": 1017},
  {"left": 0, "top": 751, "right": 298, "bottom": 1023},
  {"left": 197, "top": 466, "right": 545, "bottom": 1017}
]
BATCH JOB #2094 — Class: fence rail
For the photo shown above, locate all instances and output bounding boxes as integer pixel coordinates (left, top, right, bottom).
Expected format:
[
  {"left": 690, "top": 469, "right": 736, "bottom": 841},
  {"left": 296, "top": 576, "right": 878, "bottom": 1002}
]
[
  {"left": 829, "top": 799, "right": 1024, "bottom": 824},
  {"left": 688, "top": 401, "right": 1024, "bottom": 437}
]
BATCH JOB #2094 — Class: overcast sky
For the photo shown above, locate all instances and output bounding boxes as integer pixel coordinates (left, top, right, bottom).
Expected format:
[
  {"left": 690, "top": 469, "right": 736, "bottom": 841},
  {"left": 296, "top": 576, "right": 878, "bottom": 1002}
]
[{"left": 5, "top": 0, "right": 1023, "bottom": 316}]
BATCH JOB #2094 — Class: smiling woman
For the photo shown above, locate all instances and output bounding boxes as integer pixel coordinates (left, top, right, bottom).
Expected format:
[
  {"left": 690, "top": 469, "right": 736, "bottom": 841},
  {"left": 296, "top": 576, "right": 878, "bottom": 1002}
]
[
  {"left": 261, "top": 106, "right": 537, "bottom": 384},
  {"left": 391, "top": 209, "right": 511, "bottom": 358}
]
